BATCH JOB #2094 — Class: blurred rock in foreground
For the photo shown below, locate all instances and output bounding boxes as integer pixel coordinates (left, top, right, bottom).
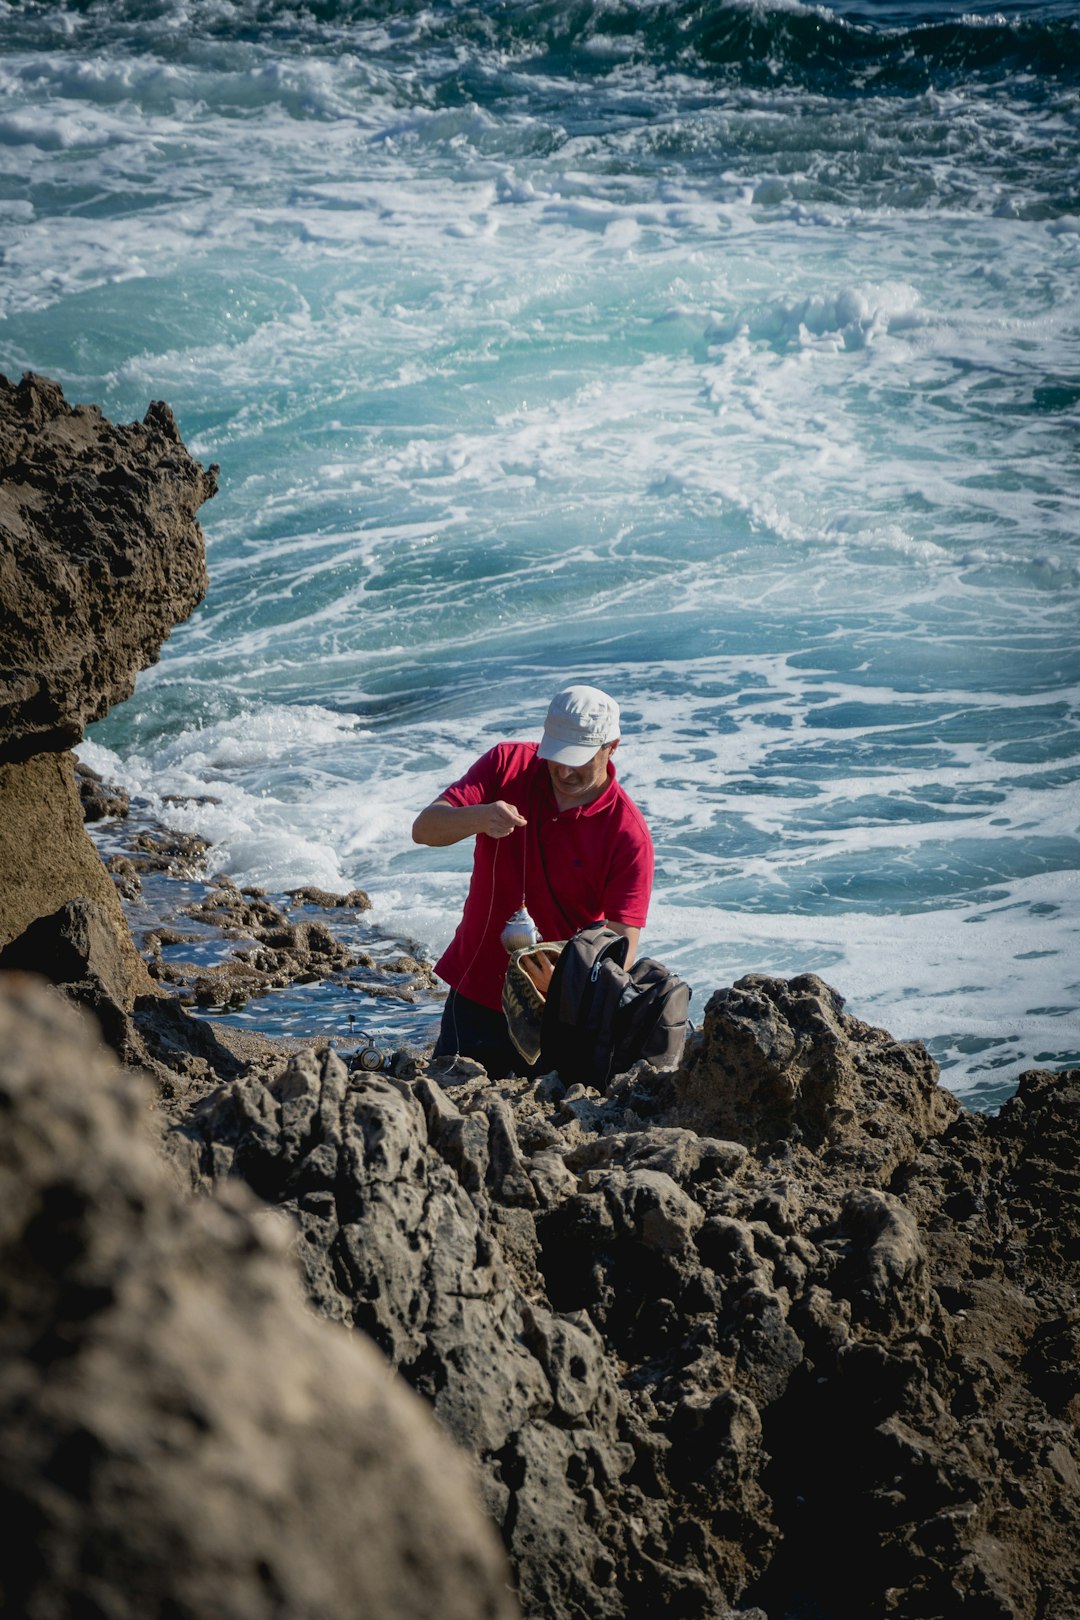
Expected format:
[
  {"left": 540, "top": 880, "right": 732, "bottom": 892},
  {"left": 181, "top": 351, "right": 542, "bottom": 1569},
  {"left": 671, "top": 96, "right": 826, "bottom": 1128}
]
[{"left": 0, "top": 975, "right": 518, "bottom": 1620}]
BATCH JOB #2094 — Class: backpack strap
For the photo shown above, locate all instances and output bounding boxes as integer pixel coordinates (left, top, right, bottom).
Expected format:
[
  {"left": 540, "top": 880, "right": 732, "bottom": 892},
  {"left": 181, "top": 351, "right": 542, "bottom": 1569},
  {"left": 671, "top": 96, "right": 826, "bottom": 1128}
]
[
  {"left": 554, "top": 926, "right": 628, "bottom": 1026},
  {"left": 538, "top": 926, "right": 632, "bottom": 1087}
]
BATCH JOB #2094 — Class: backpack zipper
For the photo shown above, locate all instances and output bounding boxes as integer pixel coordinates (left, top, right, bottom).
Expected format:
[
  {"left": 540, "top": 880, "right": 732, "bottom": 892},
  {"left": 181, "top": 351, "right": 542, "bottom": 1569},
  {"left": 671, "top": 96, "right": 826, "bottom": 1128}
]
[{"left": 591, "top": 939, "right": 622, "bottom": 983}]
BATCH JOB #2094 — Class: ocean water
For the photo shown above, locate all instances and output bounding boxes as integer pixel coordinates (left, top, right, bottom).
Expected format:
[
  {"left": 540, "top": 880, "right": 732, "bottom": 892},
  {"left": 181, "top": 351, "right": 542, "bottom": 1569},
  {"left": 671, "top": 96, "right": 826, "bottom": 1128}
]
[{"left": 2, "top": 0, "right": 1078, "bottom": 1109}]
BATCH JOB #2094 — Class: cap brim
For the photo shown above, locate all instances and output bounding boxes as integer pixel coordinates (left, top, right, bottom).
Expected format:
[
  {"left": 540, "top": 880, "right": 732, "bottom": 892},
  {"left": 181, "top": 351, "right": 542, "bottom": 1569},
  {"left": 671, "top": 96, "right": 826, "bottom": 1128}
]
[{"left": 537, "top": 736, "right": 601, "bottom": 767}]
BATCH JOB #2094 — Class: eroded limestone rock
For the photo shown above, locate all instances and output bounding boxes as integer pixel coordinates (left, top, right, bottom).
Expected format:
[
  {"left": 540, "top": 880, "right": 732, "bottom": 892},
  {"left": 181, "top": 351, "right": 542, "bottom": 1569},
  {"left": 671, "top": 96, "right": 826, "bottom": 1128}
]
[
  {"left": 168, "top": 976, "right": 1080, "bottom": 1620},
  {"left": 0, "top": 751, "right": 156, "bottom": 997},
  {"left": 1, "top": 372, "right": 214, "bottom": 1012},
  {"left": 0, "top": 371, "right": 215, "bottom": 763},
  {"left": 670, "top": 972, "right": 958, "bottom": 1176}
]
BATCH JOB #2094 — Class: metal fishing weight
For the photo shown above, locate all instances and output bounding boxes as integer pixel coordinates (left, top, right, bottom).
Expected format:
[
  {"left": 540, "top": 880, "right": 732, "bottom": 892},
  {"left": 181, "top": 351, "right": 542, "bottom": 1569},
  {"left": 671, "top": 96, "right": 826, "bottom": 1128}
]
[
  {"left": 500, "top": 903, "right": 540, "bottom": 953},
  {"left": 499, "top": 808, "right": 541, "bottom": 953}
]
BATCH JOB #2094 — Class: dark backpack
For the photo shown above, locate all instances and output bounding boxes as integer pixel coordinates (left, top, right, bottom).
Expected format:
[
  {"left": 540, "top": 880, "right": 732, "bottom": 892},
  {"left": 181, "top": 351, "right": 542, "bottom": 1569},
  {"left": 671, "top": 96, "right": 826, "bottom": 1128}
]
[{"left": 537, "top": 925, "right": 690, "bottom": 1089}]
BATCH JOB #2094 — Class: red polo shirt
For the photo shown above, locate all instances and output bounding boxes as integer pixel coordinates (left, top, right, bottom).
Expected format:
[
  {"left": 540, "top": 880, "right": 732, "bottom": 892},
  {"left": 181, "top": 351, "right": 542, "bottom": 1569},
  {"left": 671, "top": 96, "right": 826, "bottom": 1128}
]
[{"left": 434, "top": 741, "right": 654, "bottom": 1010}]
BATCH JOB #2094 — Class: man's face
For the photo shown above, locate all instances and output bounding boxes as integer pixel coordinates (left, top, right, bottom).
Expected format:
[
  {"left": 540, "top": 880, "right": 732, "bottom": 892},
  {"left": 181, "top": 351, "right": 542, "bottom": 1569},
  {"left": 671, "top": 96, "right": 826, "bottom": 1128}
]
[{"left": 547, "top": 741, "right": 616, "bottom": 805}]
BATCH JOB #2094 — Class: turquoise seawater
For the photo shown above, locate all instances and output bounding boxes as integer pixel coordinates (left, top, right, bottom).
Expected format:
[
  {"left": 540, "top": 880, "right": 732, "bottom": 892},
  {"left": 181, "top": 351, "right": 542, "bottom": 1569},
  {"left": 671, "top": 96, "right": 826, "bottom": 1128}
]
[{"left": 2, "top": 0, "right": 1078, "bottom": 1107}]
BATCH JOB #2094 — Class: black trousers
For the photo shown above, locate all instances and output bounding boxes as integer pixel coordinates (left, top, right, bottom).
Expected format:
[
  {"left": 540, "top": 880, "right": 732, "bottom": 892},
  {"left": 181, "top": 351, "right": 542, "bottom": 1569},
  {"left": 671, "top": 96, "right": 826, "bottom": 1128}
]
[{"left": 433, "top": 989, "right": 529, "bottom": 1080}]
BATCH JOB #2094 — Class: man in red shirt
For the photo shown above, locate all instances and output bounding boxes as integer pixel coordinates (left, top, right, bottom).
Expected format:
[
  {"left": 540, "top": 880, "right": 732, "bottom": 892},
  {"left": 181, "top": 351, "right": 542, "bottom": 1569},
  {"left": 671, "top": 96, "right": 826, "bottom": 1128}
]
[{"left": 412, "top": 684, "right": 654, "bottom": 1077}]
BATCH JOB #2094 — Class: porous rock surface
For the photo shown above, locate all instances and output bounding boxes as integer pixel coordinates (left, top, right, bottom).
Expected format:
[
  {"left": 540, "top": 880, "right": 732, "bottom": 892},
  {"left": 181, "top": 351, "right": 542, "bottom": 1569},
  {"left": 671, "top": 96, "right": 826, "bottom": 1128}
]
[
  {"left": 0, "top": 750, "right": 156, "bottom": 999},
  {"left": 0, "top": 975, "right": 518, "bottom": 1620},
  {"left": 169, "top": 973, "right": 1080, "bottom": 1620},
  {"left": 0, "top": 371, "right": 215, "bottom": 970},
  {"left": 0, "top": 370, "right": 215, "bottom": 763}
]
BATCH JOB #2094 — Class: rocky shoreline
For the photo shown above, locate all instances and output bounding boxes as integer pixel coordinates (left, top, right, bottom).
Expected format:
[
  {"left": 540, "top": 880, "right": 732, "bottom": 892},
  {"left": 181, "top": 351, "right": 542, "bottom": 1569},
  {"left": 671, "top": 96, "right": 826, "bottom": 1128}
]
[
  {"left": 78, "top": 769, "right": 441, "bottom": 1080},
  {"left": 2, "top": 374, "right": 1077, "bottom": 1620}
]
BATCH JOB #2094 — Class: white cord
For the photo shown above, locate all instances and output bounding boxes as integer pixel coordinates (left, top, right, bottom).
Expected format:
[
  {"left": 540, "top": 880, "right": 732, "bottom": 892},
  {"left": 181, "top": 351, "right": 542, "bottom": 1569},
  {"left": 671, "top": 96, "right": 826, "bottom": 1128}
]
[{"left": 520, "top": 809, "right": 528, "bottom": 908}]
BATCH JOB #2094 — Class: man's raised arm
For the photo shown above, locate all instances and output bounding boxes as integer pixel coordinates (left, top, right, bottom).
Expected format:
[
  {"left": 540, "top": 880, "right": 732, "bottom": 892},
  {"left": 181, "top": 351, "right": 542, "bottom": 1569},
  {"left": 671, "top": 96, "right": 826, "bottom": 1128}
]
[{"left": 411, "top": 797, "right": 527, "bottom": 847}]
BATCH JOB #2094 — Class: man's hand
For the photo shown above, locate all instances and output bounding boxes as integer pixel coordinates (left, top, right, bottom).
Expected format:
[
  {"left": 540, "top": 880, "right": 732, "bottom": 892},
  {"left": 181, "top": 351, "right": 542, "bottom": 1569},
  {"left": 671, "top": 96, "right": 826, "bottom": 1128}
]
[
  {"left": 480, "top": 800, "right": 528, "bottom": 838},
  {"left": 412, "top": 797, "right": 526, "bottom": 847}
]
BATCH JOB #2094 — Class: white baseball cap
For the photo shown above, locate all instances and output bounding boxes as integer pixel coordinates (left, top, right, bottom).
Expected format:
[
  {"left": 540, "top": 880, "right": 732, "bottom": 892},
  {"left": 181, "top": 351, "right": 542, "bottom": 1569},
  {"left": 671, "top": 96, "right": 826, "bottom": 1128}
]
[{"left": 537, "top": 685, "right": 621, "bottom": 767}]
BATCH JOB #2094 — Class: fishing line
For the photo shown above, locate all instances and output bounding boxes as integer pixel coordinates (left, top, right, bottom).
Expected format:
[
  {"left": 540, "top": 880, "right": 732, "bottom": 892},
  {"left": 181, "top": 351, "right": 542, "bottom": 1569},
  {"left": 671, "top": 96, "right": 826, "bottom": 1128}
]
[
  {"left": 499, "top": 777, "right": 542, "bottom": 954},
  {"left": 444, "top": 773, "right": 545, "bottom": 1062},
  {"left": 450, "top": 829, "right": 524, "bottom": 1056}
]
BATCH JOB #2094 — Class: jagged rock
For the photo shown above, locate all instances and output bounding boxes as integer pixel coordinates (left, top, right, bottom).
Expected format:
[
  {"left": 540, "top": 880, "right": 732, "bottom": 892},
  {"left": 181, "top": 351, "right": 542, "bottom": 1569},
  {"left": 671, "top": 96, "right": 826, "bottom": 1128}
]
[
  {"left": 0, "top": 373, "right": 212, "bottom": 1017},
  {"left": 0, "top": 975, "right": 518, "bottom": 1620},
  {"left": 670, "top": 972, "right": 959, "bottom": 1176},
  {"left": 169, "top": 1052, "right": 637, "bottom": 1620},
  {"left": 0, "top": 892, "right": 235, "bottom": 1102},
  {"left": 167, "top": 979, "right": 1080, "bottom": 1620},
  {"left": 287, "top": 885, "right": 373, "bottom": 911},
  {"left": 830, "top": 1188, "right": 930, "bottom": 1333},
  {"left": 0, "top": 371, "right": 215, "bottom": 763},
  {"left": 0, "top": 895, "right": 148, "bottom": 1047},
  {"left": 579, "top": 1165, "right": 705, "bottom": 1257}
]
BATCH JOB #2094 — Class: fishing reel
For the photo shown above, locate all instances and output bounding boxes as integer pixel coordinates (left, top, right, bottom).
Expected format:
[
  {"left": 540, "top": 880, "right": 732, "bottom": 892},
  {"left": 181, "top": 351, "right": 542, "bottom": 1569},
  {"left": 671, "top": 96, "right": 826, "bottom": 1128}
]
[{"left": 346, "top": 1019, "right": 393, "bottom": 1073}]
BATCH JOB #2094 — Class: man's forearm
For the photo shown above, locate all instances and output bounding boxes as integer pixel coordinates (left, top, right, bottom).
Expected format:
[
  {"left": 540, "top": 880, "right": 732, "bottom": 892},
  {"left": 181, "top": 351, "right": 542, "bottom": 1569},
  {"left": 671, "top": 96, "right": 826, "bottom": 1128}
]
[
  {"left": 412, "top": 798, "right": 527, "bottom": 846},
  {"left": 412, "top": 800, "right": 486, "bottom": 846},
  {"left": 606, "top": 921, "right": 640, "bottom": 968}
]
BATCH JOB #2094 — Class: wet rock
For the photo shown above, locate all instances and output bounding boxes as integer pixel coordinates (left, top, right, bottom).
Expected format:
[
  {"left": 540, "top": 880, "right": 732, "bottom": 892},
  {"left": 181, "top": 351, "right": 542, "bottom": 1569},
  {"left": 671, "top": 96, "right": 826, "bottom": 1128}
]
[
  {"left": 153, "top": 883, "right": 412, "bottom": 1013},
  {"left": 104, "top": 853, "right": 142, "bottom": 899},
  {"left": 288, "top": 885, "right": 373, "bottom": 911},
  {"left": 75, "top": 758, "right": 130, "bottom": 821},
  {"left": 113, "top": 880, "right": 388, "bottom": 1014},
  {"left": 127, "top": 826, "right": 211, "bottom": 877}
]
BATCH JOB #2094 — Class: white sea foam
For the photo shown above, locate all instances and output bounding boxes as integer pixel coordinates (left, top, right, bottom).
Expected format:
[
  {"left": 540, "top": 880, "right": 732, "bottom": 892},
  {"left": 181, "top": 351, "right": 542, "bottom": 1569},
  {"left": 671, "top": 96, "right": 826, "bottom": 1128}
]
[
  {"left": 13, "top": 1, "right": 1080, "bottom": 1103},
  {"left": 80, "top": 635, "right": 1080, "bottom": 1102}
]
